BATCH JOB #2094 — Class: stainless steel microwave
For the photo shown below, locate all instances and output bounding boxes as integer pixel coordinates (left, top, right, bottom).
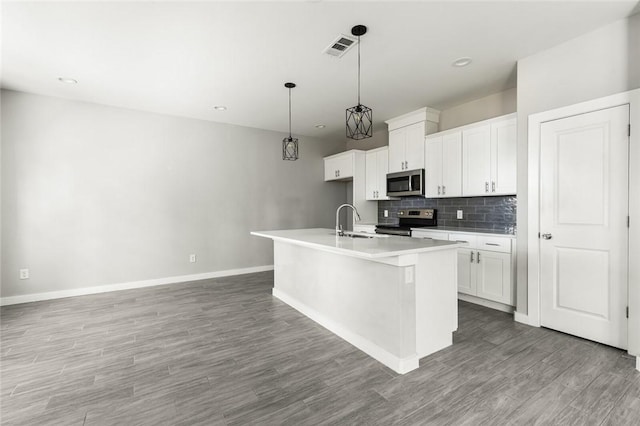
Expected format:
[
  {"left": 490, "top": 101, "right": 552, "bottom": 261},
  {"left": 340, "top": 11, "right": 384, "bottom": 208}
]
[{"left": 386, "top": 169, "right": 425, "bottom": 197}]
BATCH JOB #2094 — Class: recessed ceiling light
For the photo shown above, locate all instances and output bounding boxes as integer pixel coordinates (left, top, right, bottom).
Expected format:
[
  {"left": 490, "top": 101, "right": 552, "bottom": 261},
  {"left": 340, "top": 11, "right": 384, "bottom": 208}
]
[
  {"left": 58, "top": 77, "right": 78, "bottom": 84},
  {"left": 213, "top": 105, "right": 227, "bottom": 111},
  {"left": 315, "top": 124, "right": 326, "bottom": 129},
  {"left": 452, "top": 57, "right": 472, "bottom": 67}
]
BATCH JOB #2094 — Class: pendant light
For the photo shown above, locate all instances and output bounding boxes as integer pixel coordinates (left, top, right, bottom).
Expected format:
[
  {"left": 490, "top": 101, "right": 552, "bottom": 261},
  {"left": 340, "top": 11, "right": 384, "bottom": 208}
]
[
  {"left": 283, "top": 82, "right": 299, "bottom": 161},
  {"left": 346, "top": 25, "right": 372, "bottom": 140}
]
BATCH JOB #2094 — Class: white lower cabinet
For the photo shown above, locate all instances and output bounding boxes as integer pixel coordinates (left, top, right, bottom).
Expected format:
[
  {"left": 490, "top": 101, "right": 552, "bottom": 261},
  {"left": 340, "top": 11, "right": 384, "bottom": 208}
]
[
  {"left": 456, "top": 248, "right": 476, "bottom": 295},
  {"left": 413, "top": 229, "right": 515, "bottom": 308},
  {"left": 475, "top": 250, "right": 512, "bottom": 305},
  {"left": 450, "top": 233, "right": 514, "bottom": 306}
]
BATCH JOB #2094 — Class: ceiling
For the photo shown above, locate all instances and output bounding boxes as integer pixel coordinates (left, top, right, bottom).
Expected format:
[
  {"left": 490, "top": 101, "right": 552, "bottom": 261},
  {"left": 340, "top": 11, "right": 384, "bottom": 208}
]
[{"left": 2, "top": 1, "right": 639, "bottom": 141}]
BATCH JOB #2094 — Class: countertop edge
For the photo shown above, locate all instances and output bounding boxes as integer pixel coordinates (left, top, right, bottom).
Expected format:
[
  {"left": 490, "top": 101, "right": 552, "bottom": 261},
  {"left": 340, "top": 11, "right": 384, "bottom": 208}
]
[{"left": 251, "top": 229, "right": 462, "bottom": 259}]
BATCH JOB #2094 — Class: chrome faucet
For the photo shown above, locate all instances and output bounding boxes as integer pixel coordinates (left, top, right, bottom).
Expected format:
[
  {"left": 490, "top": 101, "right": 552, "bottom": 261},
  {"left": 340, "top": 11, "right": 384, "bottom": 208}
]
[{"left": 335, "top": 203, "right": 361, "bottom": 236}]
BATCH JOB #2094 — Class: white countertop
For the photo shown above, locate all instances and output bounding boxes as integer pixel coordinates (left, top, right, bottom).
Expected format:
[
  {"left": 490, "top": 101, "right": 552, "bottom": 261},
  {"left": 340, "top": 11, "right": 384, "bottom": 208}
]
[{"left": 251, "top": 228, "right": 462, "bottom": 259}]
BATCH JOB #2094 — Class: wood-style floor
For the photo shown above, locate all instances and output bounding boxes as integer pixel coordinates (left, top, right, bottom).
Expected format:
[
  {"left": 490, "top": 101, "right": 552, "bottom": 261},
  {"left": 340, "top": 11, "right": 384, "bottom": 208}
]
[{"left": 1, "top": 271, "right": 638, "bottom": 425}]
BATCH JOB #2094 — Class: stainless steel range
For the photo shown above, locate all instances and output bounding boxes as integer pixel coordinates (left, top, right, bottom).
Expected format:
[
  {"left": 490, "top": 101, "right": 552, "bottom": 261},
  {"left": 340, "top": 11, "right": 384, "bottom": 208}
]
[{"left": 375, "top": 208, "right": 437, "bottom": 237}]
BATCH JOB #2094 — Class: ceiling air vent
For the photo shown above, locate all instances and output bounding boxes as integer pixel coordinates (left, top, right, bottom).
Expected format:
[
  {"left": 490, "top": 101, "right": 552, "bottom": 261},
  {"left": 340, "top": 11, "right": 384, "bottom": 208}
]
[{"left": 322, "top": 34, "right": 358, "bottom": 58}]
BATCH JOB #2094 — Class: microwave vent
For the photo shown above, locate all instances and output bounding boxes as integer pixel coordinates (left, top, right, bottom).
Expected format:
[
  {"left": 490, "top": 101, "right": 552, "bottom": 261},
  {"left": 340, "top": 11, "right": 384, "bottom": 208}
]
[{"left": 322, "top": 34, "right": 358, "bottom": 58}]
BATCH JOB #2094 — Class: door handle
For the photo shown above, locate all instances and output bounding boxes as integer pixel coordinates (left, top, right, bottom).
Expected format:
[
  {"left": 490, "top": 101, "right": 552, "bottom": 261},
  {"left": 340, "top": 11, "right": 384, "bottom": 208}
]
[
  {"left": 492, "top": 181, "right": 496, "bottom": 192},
  {"left": 541, "top": 233, "right": 553, "bottom": 240},
  {"left": 485, "top": 182, "right": 489, "bottom": 193},
  {"left": 442, "top": 185, "right": 446, "bottom": 195},
  {"left": 477, "top": 251, "right": 480, "bottom": 263},
  {"left": 470, "top": 251, "right": 474, "bottom": 263},
  {"left": 438, "top": 185, "right": 441, "bottom": 195}
]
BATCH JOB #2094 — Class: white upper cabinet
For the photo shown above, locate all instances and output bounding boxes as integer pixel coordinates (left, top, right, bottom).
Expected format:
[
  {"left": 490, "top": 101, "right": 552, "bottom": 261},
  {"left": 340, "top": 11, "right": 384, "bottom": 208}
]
[
  {"left": 462, "top": 125, "right": 492, "bottom": 196},
  {"left": 324, "top": 151, "right": 355, "bottom": 181},
  {"left": 491, "top": 118, "right": 517, "bottom": 194},
  {"left": 462, "top": 114, "right": 517, "bottom": 196},
  {"left": 388, "top": 121, "right": 425, "bottom": 173},
  {"left": 386, "top": 108, "right": 440, "bottom": 173},
  {"left": 425, "top": 132, "right": 462, "bottom": 198},
  {"left": 425, "top": 135, "right": 442, "bottom": 198},
  {"left": 365, "top": 147, "right": 392, "bottom": 200}
]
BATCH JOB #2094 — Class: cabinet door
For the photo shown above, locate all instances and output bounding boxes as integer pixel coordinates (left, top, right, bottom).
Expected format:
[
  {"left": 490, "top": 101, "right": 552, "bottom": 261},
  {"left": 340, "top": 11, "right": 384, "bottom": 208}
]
[
  {"left": 388, "top": 128, "right": 406, "bottom": 173},
  {"left": 457, "top": 248, "right": 476, "bottom": 295},
  {"left": 336, "top": 153, "right": 354, "bottom": 179},
  {"left": 376, "top": 148, "right": 391, "bottom": 200},
  {"left": 491, "top": 118, "right": 517, "bottom": 195},
  {"left": 324, "top": 157, "right": 340, "bottom": 181},
  {"left": 441, "top": 132, "right": 462, "bottom": 197},
  {"left": 324, "top": 154, "right": 354, "bottom": 181},
  {"left": 365, "top": 150, "right": 378, "bottom": 200},
  {"left": 405, "top": 122, "right": 425, "bottom": 170},
  {"left": 476, "top": 250, "right": 512, "bottom": 305},
  {"left": 424, "top": 136, "right": 442, "bottom": 198},
  {"left": 462, "top": 125, "right": 491, "bottom": 196}
]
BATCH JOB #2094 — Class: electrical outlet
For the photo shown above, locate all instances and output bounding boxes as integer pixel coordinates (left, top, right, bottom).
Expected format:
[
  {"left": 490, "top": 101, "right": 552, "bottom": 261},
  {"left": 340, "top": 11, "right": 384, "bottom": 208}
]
[
  {"left": 19, "top": 269, "right": 29, "bottom": 280},
  {"left": 189, "top": 254, "right": 197, "bottom": 263},
  {"left": 457, "top": 210, "right": 463, "bottom": 220},
  {"left": 384, "top": 210, "right": 389, "bottom": 218}
]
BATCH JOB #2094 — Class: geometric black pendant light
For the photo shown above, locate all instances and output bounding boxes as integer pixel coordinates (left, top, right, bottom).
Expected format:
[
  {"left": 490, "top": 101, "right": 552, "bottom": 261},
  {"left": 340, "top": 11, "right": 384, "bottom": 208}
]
[
  {"left": 283, "top": 82, "right": 299, "bottom": 161},
  {"left": 346, "top": 25, "right": 373, "bottom": 140}
]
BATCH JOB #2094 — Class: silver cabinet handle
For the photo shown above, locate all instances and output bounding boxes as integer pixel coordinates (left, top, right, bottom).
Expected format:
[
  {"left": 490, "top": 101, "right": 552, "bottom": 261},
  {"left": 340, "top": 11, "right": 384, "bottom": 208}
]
[
  {"left": 470, "top": 251, "right": 474, "bottom": 263},
  {"left": 442, "top": 185, "right": 446, "bottom": 195},
  {"left": 485, "top": 182, "right": 489, "bottom": 193},
  {"left": 492, "top": 181, "right": 496, "bottom": 192},
  {"left": 437, "top": 185, "right": 441, "bottom": 195},
  {"left": 542, "top": 233, "right": 553, "bottom": 240},
  {"left": 477, "top": 251, "right": 481, "bottom": 263}
]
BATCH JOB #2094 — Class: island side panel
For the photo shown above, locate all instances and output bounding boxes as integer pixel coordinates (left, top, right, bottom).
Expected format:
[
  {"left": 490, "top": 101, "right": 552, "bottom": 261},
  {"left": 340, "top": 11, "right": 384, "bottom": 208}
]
[
  {"left": 272, "top": 240, "right": 418, "bottom": 372},
  {"left": 415, "top": 249, "right": 458, "bottom": 358}
]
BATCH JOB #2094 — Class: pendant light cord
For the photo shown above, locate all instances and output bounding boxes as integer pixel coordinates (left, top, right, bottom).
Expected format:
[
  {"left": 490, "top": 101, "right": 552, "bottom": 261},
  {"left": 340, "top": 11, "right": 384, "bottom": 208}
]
[
  {"left": 288, "top": 87, "right": 292, "bottom": 138},
  {"left": 357, "top": 35, "right": 361, "bottom": 106}
]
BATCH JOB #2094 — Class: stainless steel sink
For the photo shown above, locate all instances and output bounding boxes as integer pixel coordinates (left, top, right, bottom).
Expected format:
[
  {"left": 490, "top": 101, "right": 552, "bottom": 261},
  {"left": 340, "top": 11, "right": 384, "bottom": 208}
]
[{"left": 330, "top": 231, "right": 388, "bottom": 239}]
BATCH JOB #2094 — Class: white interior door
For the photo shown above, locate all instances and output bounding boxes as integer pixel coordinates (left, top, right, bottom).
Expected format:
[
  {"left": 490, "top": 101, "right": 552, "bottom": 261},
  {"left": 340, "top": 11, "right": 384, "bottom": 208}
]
[{"left": 539, "top": 105, "right": 629, "bottom": 349}]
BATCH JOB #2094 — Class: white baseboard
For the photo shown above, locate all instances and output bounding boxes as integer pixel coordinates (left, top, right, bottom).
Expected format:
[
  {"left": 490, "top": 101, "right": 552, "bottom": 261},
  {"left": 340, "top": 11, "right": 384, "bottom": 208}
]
[
  {"left": 458, "top": 293, "right": 515, "bottom": 314},
  {"left": 272, "top": 288, "right": 419, "bottom": 375},
  {"left": 0, "top": 265, "right": 274, "bottom": 306}
]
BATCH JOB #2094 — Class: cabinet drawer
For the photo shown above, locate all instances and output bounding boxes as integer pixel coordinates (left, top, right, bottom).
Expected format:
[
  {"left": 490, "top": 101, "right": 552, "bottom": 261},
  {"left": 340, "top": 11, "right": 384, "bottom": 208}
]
[
  {"left": 448, "top": 233, "right": 478, "bottom": 247},
  {"left": 412, "top": 230, "right": 449, "bottom": 240},
  {"left": 477, "top": 236, "right": 512, "bottom": 253}
]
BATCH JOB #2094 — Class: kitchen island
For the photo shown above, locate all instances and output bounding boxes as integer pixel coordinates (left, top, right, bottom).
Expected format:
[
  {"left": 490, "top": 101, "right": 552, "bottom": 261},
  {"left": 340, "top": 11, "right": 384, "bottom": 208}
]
[{"left": 251, "top": 228, "right": 462, "bottom": 374}]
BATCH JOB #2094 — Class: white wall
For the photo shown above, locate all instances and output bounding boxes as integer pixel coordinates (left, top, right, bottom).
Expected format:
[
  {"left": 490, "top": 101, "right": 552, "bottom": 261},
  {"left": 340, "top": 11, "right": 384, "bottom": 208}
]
[
  {"left": 439, "top": 88, "right": 517, "bottom": 131},
  {"left": 345, "top": 129, "right": 389, "bottom": 151},
  {"left": 1, "top": 90, "right": 347, "bottom": 298},
  {"left": 516, "top": 13, "right": 640, "bottom": 314}
]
